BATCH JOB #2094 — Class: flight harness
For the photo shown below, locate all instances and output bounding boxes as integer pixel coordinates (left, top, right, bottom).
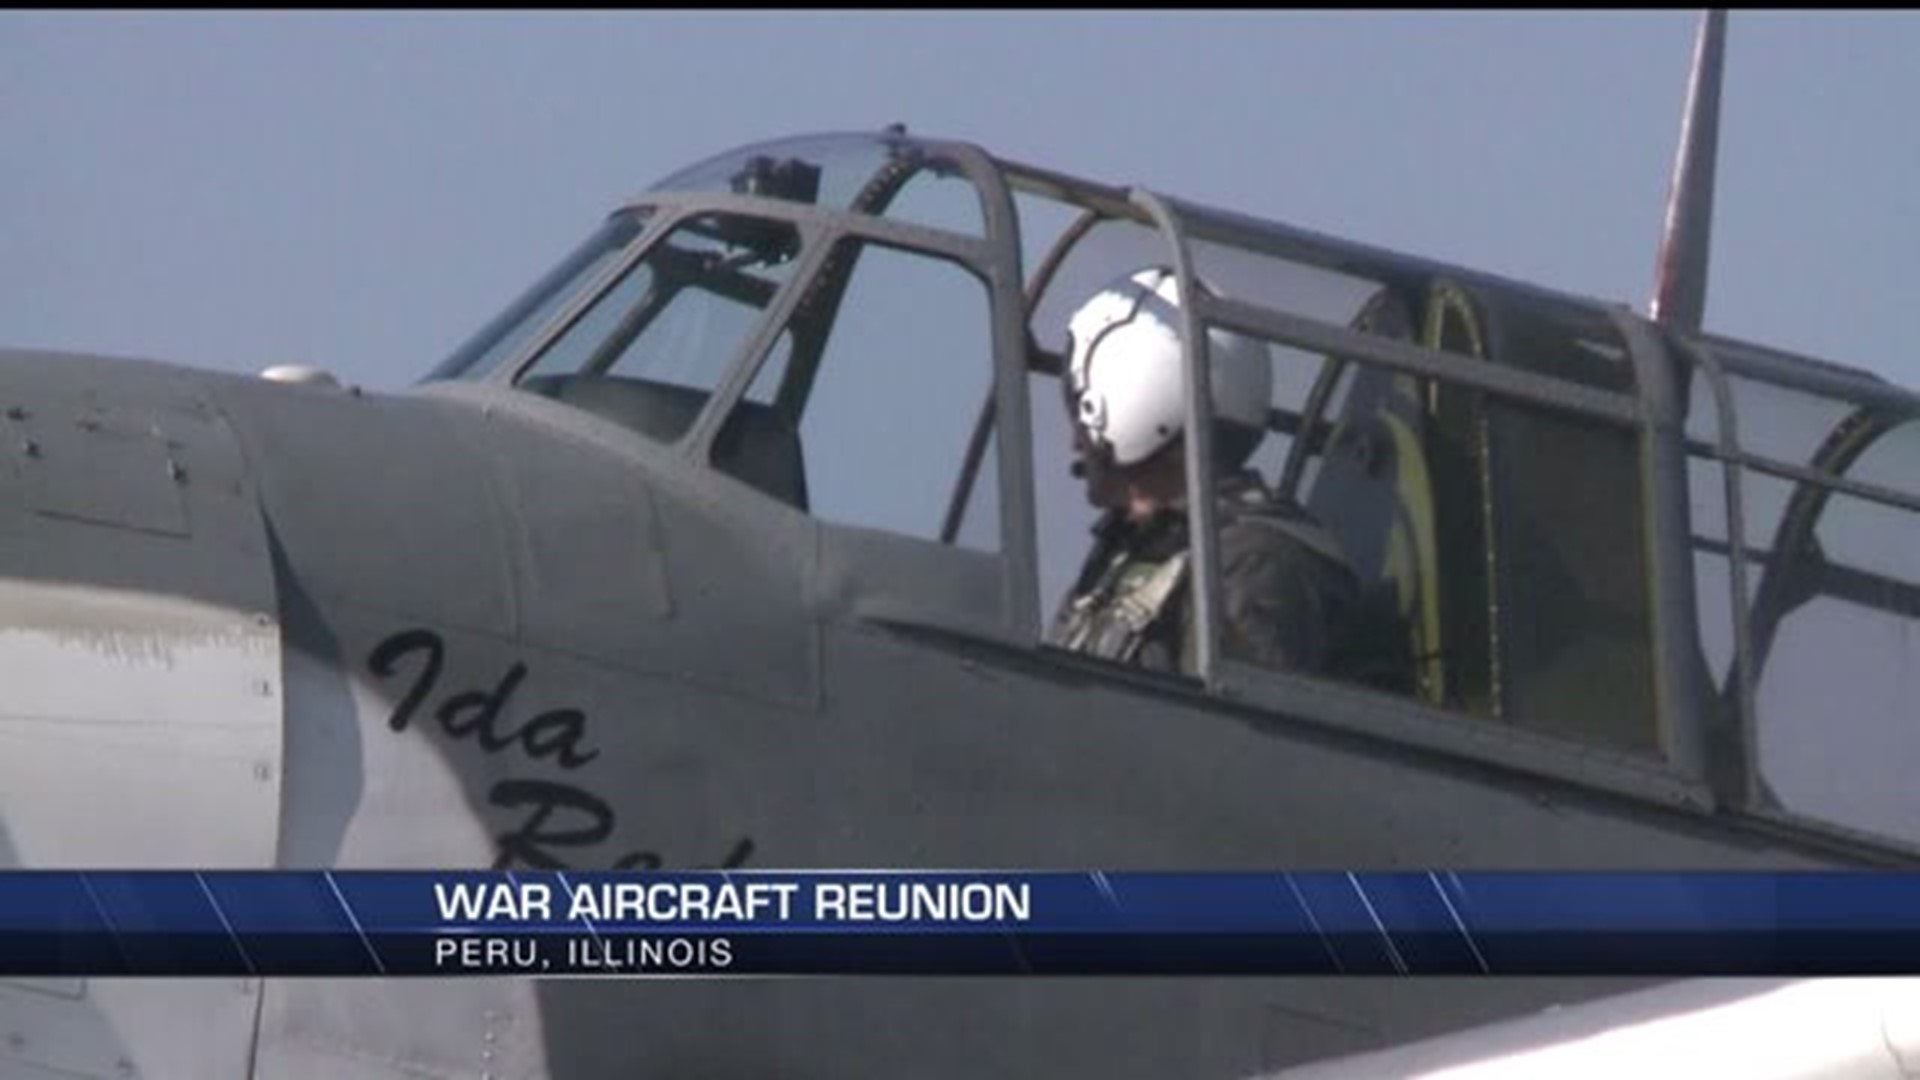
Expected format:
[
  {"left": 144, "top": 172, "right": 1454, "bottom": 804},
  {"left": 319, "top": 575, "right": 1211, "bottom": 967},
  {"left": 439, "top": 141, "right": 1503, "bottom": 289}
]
[{"left": 1051, "top": 479, "right": 1351, "bottom": 670}]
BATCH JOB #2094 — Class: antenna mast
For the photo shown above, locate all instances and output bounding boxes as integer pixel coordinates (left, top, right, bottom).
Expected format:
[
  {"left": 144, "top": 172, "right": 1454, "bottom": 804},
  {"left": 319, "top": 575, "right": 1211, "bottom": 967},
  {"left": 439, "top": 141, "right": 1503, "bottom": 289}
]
[{"left": 1649, "top": 10, "right": 1728, "bottom": 333}]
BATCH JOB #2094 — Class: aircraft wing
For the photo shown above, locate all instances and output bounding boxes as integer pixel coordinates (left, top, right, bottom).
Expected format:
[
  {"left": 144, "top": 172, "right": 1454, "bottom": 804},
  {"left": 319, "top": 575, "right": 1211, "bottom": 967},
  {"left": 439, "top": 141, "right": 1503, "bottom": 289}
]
[{"left": 1258, "top": 979, "right": 1920, "bottom": 1079}]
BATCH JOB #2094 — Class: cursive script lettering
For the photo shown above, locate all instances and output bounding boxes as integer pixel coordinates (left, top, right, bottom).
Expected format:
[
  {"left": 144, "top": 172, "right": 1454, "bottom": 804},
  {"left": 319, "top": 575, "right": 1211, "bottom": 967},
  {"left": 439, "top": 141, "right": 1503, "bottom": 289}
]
[
  {"left": 368, "top": 628, "right": 753, "bottom": 872},
  {"left": 488, "top": 779, "right": 757, "bottom": 872},
  {"left": 369, "top": 631, "right": 597, "bottom": 768}
]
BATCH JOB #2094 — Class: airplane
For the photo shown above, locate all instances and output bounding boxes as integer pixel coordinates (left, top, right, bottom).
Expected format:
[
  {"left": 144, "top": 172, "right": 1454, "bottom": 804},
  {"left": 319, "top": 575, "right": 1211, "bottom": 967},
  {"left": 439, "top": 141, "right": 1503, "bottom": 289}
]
[{"left": 1, "top": 9, "right": 1916, "bottom": 1078}]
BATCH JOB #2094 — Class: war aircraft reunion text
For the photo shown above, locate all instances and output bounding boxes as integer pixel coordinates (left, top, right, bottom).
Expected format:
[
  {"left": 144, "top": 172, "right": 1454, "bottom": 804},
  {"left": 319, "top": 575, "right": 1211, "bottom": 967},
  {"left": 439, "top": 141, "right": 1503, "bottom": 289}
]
[{"left": 428, "top": 879, "right": 1033, "bottom": 974}]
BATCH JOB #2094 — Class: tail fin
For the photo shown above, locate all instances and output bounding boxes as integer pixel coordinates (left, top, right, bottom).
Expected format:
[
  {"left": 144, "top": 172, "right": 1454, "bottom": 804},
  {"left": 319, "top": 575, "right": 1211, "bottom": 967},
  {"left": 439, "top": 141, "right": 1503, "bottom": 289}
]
[{"left": 1649, "top": 10, "right": 1728, "bottom": 333}]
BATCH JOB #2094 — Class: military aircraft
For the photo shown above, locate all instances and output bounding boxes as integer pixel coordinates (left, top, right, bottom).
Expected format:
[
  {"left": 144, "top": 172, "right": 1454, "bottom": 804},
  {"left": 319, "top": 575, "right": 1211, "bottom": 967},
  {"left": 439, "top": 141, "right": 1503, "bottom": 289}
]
[{"left": 2, "top": 10, "right": 1916, "bottom": 1079}]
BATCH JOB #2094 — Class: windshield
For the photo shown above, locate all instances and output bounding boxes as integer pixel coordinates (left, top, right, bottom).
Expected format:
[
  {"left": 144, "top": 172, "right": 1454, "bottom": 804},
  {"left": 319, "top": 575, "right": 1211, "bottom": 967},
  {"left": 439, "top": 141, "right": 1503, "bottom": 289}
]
[{"left": 426, "top": 208, "right": 651, "bottom": 383}]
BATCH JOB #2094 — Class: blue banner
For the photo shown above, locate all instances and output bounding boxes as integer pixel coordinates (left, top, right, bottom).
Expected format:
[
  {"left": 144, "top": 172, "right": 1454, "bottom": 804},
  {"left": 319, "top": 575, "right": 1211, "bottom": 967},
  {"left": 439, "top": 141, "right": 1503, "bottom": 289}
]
[{"left": 4, "top": 871, "right": 1920, "bottom": 976}]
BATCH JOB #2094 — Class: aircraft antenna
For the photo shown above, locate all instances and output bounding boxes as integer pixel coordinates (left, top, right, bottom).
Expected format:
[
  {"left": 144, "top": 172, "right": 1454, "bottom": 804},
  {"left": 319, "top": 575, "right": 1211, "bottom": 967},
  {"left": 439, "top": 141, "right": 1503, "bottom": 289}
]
[{"left": 1649, "top": 9, "right": 1728, "bottom": 333}]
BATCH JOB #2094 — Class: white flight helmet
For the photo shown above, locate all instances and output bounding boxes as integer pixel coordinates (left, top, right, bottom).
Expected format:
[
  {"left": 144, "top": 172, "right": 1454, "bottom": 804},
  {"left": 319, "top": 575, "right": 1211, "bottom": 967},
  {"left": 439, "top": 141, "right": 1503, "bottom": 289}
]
[{"left": 1064, "top": 267, "right": 1272, "bottom": 468}]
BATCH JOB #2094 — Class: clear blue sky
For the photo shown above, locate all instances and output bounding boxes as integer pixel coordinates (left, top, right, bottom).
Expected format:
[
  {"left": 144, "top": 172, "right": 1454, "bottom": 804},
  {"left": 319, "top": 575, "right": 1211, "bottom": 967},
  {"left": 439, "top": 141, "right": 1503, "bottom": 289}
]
[{"left": 4, "top": 11, "right": 1917, "bottom": 392}]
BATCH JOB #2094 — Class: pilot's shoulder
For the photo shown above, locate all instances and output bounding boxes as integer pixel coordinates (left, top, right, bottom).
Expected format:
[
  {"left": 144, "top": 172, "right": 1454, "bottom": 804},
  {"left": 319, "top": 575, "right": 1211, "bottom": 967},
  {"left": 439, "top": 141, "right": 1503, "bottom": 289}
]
[{"left": 1218, "top": 495, "right": 1352, "bottom": 576}]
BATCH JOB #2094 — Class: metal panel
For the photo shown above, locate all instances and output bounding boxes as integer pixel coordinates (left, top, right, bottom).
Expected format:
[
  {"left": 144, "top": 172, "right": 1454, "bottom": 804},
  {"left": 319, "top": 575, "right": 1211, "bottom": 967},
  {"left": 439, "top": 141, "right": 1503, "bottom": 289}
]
[
  {"left": 424, "top": 381, "right": 824, "bottom": 710},
  {"left": 1266, "top": 979, "right": 1920, "bottom": 1080},
  {"left": 813, "top": 526, "right": 1007, "bottom": 642},
  {"left": 255, "top": 980, "right": 545, "bottom": 1080},
  {"left": 490, "top": 432, "right": 674, "bottom": 653},
  {"left": 0, "top": 980, "right": 260, "bottom": 1080},
  {"left": 0, "top": 582, "right": 281, "bottom": 865},
  {"left": 0, "top": 351, "right": 279, "bottom": 1080},
  {"left": 0, "top": 357, "right": 282, "bottom": 870},
  {"left": 210, "top": 377, "right": 518, "bottom": 639},
  {"left": 15, "top": 396, "right": 188, "bottom": 537}
]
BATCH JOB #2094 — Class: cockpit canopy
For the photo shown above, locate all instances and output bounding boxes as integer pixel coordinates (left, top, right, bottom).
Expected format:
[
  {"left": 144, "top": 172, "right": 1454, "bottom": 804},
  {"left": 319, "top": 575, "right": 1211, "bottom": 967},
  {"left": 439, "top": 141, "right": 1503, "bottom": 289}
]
[{"left": 422, "top": 129, "right": 1920, "bottom": 859}]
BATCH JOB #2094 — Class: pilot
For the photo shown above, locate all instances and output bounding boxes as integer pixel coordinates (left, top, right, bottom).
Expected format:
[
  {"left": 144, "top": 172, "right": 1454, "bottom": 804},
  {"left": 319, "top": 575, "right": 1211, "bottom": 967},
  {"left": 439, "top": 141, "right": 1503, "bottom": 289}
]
[{"left": 1048, "top": 267, "right": 1359, "bottom": 677}]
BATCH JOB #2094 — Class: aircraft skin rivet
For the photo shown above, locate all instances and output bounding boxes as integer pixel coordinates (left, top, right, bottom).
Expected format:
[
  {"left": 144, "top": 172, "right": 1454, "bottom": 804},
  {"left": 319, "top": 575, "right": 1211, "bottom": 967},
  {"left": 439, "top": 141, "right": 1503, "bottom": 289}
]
[
  {"left": 6, "top": 1032, "right": 23, "bottom": 1050},
  {"left": 20, "top": 439, "right": 38, "bottom": 458},
  {"left": 167, "top": 460, "right": 187, "bottom": 483},
  {"left": 253, "top": 762, "right": 272, "bottom": 782},
  {"left": 116, "top": 1057, "right": 136, "bottom": 1076},
  {"left": 78, "top": 417, "right": 100, "bottom": 432},
  {"left": 4, "top": 406, "right": 26, "bottom": 421}
]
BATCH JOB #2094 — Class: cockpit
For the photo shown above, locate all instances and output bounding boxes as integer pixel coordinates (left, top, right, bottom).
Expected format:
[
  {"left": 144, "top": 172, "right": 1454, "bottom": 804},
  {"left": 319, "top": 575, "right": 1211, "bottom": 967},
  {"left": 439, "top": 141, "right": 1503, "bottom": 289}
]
[{"left": 423, "top": 130, "right": 1920, "bottom": 858}]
